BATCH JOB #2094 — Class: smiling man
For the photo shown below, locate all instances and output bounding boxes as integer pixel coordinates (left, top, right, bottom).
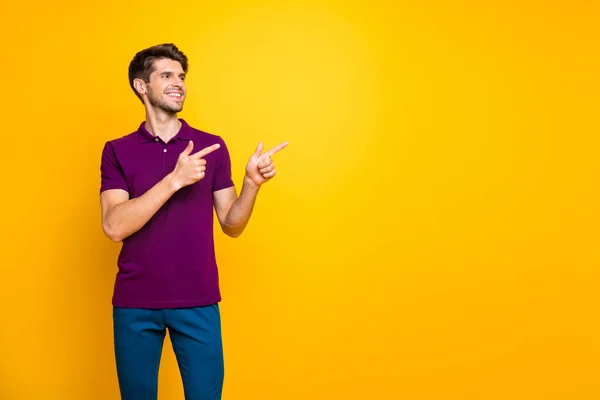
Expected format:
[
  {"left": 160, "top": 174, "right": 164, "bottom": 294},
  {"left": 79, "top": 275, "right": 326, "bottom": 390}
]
[{"left": 99, "top": 43, "right": 287, "bottom": 400}]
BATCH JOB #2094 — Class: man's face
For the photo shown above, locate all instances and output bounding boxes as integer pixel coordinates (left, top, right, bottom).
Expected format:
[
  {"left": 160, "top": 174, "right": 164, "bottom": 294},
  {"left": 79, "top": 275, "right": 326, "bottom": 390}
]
[{"left": 145, "top": 58, "right": 187, "bottom": 113}]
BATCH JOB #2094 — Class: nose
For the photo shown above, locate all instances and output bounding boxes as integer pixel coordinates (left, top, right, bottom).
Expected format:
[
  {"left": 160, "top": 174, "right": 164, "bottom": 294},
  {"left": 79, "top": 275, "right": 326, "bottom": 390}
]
[
  {"left": 171, "top": 76, "right": 185, "bottom": 88},
  {"left": 169, "top": 84, "right": 184, "bottom": 93}
]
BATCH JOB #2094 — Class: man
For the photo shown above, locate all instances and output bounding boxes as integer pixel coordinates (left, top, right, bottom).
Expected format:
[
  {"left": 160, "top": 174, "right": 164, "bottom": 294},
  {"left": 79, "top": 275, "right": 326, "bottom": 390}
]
[{"left": 99, "top": 43, "right": 287, "bottom": 400}]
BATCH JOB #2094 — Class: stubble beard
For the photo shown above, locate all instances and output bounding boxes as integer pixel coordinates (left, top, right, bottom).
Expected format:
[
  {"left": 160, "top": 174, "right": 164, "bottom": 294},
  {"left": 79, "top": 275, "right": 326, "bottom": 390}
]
[{"left": 147, "top": 87, "right": 184, "bottom": 114}]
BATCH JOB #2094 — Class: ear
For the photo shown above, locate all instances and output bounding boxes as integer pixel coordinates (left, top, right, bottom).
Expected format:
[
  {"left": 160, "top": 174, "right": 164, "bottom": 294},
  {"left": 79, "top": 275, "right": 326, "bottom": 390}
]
[{"left": 133, "top": 78, "right": 146, "bottom": 95}]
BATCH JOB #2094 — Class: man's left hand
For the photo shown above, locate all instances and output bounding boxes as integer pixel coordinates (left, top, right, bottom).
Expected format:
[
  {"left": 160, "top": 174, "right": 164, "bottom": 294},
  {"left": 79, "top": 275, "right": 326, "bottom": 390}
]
[{"left": 245, "top": 141, "right": 288, "bottom": 187}]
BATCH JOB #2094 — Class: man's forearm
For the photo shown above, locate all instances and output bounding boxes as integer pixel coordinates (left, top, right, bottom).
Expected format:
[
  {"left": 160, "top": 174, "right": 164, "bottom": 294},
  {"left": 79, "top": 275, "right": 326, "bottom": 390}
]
[
  {"left": 103, "top": 173, "right": 179, "bottom": 242},
  {"left": 222, "top": 177, "right": 261, "bottom": 238}
]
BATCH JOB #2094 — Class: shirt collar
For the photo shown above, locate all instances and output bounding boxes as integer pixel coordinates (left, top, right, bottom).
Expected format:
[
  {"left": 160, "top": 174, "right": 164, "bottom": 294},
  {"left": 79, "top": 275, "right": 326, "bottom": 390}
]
[{"left": 137, "top": 118, "right": 192, "bottom": 143}]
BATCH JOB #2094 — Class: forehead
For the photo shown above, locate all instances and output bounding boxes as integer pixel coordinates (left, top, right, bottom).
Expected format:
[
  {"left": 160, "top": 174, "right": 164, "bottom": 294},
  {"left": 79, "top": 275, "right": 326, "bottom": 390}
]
[{"left": 151, "top": 58, "right": 185, "bottom": 74}]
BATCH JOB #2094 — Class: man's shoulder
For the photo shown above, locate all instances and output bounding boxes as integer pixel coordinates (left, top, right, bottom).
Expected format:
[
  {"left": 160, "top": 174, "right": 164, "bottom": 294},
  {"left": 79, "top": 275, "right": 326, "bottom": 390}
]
[
  {"left": 186, "top": 124, "right": 225, "bottom": 143},
  {"left": 105, "top": 130, "right": 140, "bottom": 147}
]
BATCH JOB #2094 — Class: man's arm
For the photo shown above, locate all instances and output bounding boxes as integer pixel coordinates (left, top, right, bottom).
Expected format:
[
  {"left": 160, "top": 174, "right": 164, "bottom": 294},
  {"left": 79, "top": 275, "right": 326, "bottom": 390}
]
[
  {"left": 213, "top": 141, "right": 287, "bottom": 238},
  {"left": 101, "top": 141, "right": 221, "bottom": 242},
  {"left": 101, "top": 177, "right": 178, "bottom": 242},
  {"left": 213, "top": 178, "right": 259, "bottom": 238}
]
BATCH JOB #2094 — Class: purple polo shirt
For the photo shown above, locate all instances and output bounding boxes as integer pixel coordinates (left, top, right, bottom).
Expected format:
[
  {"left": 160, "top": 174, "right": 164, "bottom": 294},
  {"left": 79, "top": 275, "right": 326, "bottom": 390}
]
[{"left": 100, "top": 119, "right": 234, "bottom": 309}]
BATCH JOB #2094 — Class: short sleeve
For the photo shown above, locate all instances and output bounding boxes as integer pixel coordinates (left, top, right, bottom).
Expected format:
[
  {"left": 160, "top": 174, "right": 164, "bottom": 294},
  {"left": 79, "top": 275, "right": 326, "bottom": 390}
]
[
  {"left": 212, "top": 137, "right": 235, "bottom": 192},
  {"left": 100, "top": 142, "right": 129, "bottom": 194}
]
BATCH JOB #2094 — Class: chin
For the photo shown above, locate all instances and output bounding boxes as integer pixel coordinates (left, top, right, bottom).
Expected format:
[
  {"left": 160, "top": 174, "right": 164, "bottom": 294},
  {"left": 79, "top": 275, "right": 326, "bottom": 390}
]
[
  {"left": 170, "top": 101, "right": 184, "bottom": 113},
  {"left": 159, "top": 105, "right": 183, "bottom": 113}
]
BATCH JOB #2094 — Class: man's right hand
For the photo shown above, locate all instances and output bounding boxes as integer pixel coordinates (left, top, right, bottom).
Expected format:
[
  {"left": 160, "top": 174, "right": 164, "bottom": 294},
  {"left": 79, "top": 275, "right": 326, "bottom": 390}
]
[{"left": 170, "top": 141, "right": 221, "bottom": 190}]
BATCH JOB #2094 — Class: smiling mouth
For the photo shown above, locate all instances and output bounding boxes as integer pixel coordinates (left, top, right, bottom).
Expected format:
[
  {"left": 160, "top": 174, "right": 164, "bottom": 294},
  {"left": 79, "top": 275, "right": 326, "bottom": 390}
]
[{"left": 166, "top": 92, "right": 183, "bottom": 100}]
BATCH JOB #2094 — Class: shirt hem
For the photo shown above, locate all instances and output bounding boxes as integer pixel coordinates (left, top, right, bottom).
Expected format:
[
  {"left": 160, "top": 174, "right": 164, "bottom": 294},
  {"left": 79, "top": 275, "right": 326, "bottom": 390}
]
[
  {"left": 212, "top": 182, "right": 235, "bottom": 192},
  {"left": 112, "top": 296, "right": 221, "bottom": 309},
  {"left": 100, "top": 185, "right": 129, "bottom": 194}
]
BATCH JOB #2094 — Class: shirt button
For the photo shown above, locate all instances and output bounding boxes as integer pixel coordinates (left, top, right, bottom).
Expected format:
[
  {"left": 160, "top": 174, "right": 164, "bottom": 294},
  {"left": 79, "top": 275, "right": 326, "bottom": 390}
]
[
  {"left": 163, "top": 149, "right": 167, "bottom": 153},
  {"left": 155, "top": 138, "right": 159, "bottom": 142}
]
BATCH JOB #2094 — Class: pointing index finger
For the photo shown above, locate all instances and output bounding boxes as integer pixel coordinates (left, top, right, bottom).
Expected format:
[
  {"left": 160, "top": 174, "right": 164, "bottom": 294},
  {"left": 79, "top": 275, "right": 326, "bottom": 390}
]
[
  {"left": 193, "top": 143, "right": 221, "bottom": 158},
  {"left": 264, "top": 141, "right": 289, "bottom": 158}
]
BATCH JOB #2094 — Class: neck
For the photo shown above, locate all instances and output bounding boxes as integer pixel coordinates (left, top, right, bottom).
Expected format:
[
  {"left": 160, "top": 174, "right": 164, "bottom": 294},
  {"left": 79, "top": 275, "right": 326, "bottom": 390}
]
[{"left": 144, "top": 104, "right": 181, "bottom": 142}]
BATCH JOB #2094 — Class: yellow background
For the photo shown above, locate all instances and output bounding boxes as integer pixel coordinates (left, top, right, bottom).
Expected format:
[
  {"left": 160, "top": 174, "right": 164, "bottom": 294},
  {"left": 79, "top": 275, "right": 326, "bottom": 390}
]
[{"left": 1, "top": 0, "right": 599, "bottom": 399}]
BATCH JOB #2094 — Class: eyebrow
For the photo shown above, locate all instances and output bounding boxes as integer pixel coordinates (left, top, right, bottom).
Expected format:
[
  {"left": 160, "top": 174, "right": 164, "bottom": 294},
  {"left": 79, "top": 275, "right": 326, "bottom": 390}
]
[{"left": 159, "top": 70, "right": 186, "bottom": 77}]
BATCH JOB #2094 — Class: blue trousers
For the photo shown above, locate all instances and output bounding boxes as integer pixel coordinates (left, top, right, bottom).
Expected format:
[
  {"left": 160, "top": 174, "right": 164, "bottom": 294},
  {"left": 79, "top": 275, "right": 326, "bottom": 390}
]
[{"left": 113, "top": 304, "right": 224, "bottom": 400}]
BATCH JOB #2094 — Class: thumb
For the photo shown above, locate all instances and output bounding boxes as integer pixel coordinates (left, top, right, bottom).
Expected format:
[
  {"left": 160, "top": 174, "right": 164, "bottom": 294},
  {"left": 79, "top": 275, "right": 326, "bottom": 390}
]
[
  {"left": 182, "top": 140, "right": 194, "bottom": 156},
  {"left": 253, "top": 141, "right": 264, "bottom": 157}
]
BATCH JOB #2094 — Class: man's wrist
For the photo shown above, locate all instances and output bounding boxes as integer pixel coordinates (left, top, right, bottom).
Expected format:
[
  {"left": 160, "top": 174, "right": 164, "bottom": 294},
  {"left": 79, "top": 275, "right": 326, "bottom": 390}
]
[
  {"left": 165, "top": 172, "right": 182, "bottom": 193},
  {"left": 243, "top": 175, "right": 261, "bottom": 192}
]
